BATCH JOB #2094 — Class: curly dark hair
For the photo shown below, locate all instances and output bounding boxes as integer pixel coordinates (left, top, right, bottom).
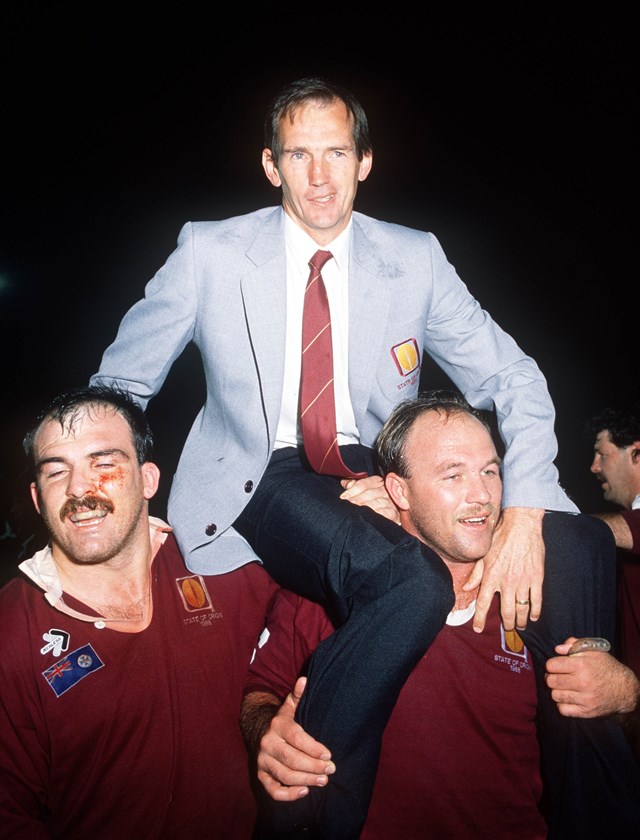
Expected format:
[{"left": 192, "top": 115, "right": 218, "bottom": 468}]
[{"left": 585, "top": 403, "right": 640, "bottom": 448}]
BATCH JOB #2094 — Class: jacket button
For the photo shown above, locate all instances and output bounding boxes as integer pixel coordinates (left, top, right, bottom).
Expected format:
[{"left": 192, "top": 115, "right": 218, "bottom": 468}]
[
  {"left": 205, "top": 523, "right": 217, "bottom": 536},
  {"left": 244, "top": 480, "right": 254, "bottom": 493}
]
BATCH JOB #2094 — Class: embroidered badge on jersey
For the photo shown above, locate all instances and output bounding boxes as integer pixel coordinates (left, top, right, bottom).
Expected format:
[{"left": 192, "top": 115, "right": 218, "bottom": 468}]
[
  {"left": 40, "top": 628, "right": 70, "bottom": 657},
  {"left": 175, "top": 574, "right": 214, "bottom": 613},
  {"left": 501, "top": 626, "right": 527, "bottom": 658},
  {"left": 42, "top": 644, "right": 105, "bottom": 697},
  {"left": 390, "top": 338, "right": 420, "bottom": 376}
]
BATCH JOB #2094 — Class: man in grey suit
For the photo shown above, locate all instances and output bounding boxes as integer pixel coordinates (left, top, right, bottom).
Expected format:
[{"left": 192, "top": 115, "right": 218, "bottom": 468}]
[{"left": 91, "top": 77, "right": 581, "bottom": 838}]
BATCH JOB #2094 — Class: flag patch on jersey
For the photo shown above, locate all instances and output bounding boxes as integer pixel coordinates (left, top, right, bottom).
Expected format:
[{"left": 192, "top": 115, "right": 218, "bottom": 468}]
[{"left": 42, "top": 643, "right": 104, "bottom": 697}]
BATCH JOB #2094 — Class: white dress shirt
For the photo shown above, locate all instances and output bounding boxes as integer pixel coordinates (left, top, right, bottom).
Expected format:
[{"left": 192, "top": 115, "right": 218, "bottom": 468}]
[{"left": 275, "top": 214, "right": 360, "bottom": 450}]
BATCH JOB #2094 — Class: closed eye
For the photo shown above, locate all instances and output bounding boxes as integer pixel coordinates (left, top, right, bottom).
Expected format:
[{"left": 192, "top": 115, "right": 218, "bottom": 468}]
[{"left": 43, "top": 468, "right": 67, "bottom": 480}]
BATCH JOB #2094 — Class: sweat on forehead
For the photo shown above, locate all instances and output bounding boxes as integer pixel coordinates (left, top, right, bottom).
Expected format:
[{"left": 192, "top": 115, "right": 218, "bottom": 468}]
[
  {"left": 27, "top": 406, "right": 135, "bottom": 482},
  {"left": 24, "top": 386, "right": 154, "bottom": 472},
  {"left": 43, "top": 402, "right": 121, "bottom": 439},
  {"left": 30, "top": 407, "right": 135, "bottom": 468}
]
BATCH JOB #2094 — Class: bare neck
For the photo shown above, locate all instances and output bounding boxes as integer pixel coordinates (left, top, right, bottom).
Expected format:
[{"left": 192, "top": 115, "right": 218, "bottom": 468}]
[
  {"left": 446, "top": 560, "right": 479, "bottom": 611},
  {"left": 53, "top": 541, "right": 154, "bottom": 631}
]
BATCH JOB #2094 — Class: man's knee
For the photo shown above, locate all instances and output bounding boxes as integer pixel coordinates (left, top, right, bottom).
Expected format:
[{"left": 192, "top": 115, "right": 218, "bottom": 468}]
[{"left": 543, "top": 511, "right": 616, "bottom": 581}]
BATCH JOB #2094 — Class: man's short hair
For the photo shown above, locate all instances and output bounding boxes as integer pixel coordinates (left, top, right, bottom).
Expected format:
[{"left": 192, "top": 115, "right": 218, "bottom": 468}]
[
  {"left": 375, "top": 389, "right": 490, "bottom": 478},
  {"left": 23, "top": 385, "right": 153, "bottom": 477},
  {"left": 264, "top": 76, "right": 372, "bottom": 164}
]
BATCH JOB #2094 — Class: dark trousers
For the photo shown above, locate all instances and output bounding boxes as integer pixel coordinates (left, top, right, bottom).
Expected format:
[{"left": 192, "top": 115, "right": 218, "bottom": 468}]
[
  {"left": 521, "top": 512, "right": 640, "bottom": 838},
  {"left": 235, "top": 446, "right": 454, "bottom": 839}
]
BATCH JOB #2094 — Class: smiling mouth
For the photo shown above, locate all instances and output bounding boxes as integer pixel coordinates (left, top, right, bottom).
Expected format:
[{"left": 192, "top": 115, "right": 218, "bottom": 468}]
[
  {"left": 459, "top": 506, "right": 496, "bottom": 526},
  {"left": 60, "top": 495, "right": 114, "bottom": 523},
  {"left": 69, "top": 509, "right": 109, "bottom": 525}
]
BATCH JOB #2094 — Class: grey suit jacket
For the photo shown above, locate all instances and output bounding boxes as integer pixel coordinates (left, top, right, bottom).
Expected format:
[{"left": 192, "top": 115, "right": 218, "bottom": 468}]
[{"left": 92, "top": 206, "right": 578, "bottom": 573}]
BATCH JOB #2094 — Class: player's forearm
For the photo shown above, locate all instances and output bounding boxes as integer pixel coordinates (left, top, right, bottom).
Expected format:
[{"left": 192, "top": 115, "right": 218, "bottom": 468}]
[
  {"left": 240, "top": 690, "right": 281, "bottom": 756},
  {"left": 591, "top": 512, "right": 634, "bottom": 551}
]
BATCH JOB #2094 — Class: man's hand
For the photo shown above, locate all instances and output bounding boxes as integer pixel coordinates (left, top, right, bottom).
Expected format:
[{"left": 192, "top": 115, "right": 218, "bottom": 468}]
[
  {"left": 464, "top": 507, "right": 545, "bottom": 633},
  {"left": 245, "top": 677, "right": 336, "bottom": 801},
  {"left": 340, "top": 475, "right": 400, "bottom": 524},
  {"left": 545, "top": 637, "right": 640, "bottom": 718}
]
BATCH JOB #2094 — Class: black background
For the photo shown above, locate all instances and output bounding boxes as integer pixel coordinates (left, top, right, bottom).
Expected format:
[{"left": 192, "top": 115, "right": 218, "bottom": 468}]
[{"left": 1, "top": 4, "right": 637, "bottom": 579}]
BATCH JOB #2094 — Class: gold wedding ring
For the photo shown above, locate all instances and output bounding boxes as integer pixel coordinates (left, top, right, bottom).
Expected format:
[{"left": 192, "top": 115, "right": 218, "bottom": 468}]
[{"left": 515, "top": 598, "right": 530, "bottom": 605}]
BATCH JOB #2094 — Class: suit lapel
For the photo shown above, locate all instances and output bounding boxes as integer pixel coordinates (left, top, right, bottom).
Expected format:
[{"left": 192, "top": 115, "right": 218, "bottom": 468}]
[
  {"left": 241, "top": 209, "right": 287, "bottom": 441},
  {"left": 348, "top": 218, "right": 393, "bottom": 423}
]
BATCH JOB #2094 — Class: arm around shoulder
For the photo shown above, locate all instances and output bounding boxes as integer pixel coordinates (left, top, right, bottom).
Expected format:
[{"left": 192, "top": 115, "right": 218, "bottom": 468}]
[
  {"left": 241, "top": 678, "right": 335, "bottom": 801},
  {"left": 592, "top": 511, "right": 635, "bottom": 552}
]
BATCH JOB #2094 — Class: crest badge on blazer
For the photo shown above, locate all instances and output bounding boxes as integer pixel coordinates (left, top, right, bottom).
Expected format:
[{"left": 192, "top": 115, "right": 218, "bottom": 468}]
[{"left": 390, "top": 338, "right": 420, "bottom": 376}]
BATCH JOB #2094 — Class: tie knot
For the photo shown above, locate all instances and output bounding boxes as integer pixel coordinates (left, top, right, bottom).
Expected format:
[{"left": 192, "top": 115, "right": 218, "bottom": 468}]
[{"left": 309, "top": 250, "right": 333, "bottom": 273}]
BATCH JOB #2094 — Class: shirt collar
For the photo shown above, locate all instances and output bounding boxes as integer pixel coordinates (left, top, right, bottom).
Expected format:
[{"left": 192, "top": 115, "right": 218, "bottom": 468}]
[
  {"left": 284, "top": 213, "right": 351, "bottom": 272},
  {"left": 18, "top": 516, "right": 172, "bottom": 623}
]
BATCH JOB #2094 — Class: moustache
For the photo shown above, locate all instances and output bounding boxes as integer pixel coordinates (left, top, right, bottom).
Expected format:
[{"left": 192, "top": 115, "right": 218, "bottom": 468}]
[
  {"left": 459, "top": 505, "right": 498, "bottom": 521},
  {"left": 59, "top": 495, "right": 115, "bottom": 522}
]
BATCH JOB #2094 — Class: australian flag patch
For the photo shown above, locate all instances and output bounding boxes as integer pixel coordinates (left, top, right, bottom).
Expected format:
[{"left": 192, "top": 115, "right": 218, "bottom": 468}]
[{"left": 42, "top": 643, "right": 105, "bottom": 697}]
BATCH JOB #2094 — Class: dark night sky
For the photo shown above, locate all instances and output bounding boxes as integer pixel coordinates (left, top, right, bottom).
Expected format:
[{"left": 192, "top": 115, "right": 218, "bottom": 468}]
[{"left": 1, "top": 4, "right": 637, "bottom": 575}]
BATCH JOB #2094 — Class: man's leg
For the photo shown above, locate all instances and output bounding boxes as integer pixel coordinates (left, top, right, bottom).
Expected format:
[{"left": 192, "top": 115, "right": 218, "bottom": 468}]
[
  {"left": 521, "top": 512, "right": 640, "bottom": 838},
  {"left": 235, "top": 447, "right": 454, "bottom": 838}
]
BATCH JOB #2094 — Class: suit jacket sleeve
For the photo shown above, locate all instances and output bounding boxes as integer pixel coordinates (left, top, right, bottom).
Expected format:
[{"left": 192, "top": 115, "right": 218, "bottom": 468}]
[
  {"left": 90, "top": 222, "right": 199, "bottom": 408},
  {"left": 420, "top": 232, "right": 578, "bottom": 513},
  {"left": 350, "top": 215, "right": 578, "bottom": 514}
]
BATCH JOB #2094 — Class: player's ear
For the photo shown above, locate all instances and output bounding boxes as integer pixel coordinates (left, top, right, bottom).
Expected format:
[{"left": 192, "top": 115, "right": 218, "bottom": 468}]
[
  {"left": 30, "top": 482, "right": 42, "bottom": 515},
  {"left": 141, "top": 462, "right": 160, "bottom": 500},
  {"left": 385, "top": 473, "right": 410, "bottom": 511}
]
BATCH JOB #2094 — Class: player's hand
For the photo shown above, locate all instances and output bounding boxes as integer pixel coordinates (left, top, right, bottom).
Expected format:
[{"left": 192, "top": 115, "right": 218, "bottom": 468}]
[
  {"left": 545, "top": 637, "right": 640, "bottom": 718},
  {"left": 255, "top": 677, "right": 336, "bottom": 801},
  {"left": 340, "top": 475, "right": 400, "bottom": 524},
  {"left": 465, "top": 507, "right": 544, "bottom": 632}
]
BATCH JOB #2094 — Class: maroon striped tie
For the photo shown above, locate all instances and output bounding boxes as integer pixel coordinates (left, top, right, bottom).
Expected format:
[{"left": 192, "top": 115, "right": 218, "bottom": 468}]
[{"left": 300, "top": 250, "right": 366, "bottom": 478}]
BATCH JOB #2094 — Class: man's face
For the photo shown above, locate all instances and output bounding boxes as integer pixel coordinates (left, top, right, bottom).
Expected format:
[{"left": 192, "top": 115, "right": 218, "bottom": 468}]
[
  {"left": 388, "top": 412, "right": 502, "bottom": 566},
  {"left": 590, "top": 429, "right": 635, "bottom": 508},
  {"left": 262, "top": 99, "right": 372, "bottom": 246},
  {"left": 30, "top": 405, "right": 158, "bottom": 566}
]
